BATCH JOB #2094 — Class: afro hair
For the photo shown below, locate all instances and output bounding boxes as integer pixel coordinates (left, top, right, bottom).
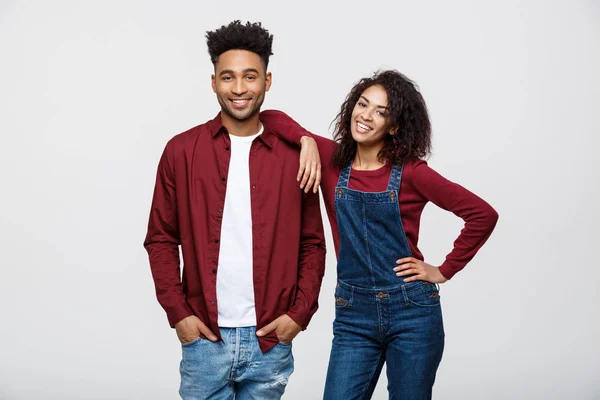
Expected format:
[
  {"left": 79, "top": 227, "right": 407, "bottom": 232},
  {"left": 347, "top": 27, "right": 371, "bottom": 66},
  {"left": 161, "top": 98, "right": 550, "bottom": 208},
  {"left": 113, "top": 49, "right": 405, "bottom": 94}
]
[{"left": 206, "top": 20, "right": 274, "bottom": 69}]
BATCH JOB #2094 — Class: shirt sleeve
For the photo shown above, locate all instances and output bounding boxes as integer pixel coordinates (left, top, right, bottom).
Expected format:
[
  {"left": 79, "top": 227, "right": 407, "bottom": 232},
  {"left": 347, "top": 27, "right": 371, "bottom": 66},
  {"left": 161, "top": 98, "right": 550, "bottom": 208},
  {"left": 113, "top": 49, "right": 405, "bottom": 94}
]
[
  {"left": 143, "top": 142, "right": 194, "bottom": 327},
  {"left": 407, "top": 160, "right": 499, "bottom": 280},
  {"left": 260, "top": 109, "right": 337, "bottom": 163},
  {"left": 286, "top": 189, "right": 327, "bottom": 329}
]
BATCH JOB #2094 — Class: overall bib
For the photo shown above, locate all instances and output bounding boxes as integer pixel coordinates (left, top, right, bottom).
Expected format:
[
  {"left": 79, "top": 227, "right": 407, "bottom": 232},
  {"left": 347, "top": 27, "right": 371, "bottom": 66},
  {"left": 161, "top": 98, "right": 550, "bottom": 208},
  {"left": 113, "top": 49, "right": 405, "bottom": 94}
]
[{"left": 323, "top": 164, "right": 445, "bottom": 400}]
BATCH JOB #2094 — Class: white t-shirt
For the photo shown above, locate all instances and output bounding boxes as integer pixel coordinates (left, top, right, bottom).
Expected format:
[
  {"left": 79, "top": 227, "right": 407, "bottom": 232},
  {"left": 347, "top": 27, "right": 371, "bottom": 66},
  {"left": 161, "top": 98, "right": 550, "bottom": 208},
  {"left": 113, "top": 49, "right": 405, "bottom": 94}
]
[{"left": 216, "top": 127, "right": 263, "bottom": 327}]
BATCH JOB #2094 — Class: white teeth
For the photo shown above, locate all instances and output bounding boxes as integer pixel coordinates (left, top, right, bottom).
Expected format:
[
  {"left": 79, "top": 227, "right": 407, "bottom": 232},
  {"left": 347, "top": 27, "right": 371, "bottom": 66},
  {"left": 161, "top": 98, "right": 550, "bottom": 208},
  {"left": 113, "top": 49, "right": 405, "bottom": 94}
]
[
  {"left": 232, "top": 99, "right": 248, "bottom": 104},
  {"left": 357, "top": 122, "right": 371, "bottom": 131}
]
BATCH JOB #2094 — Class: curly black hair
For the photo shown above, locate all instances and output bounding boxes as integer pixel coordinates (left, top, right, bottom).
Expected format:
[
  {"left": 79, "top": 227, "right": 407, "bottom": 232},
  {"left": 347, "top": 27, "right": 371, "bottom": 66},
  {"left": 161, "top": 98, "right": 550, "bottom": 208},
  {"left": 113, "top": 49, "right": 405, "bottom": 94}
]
[
  {"left": 332, "top": 70, "right": 432, "bottom": 167},
  {"left": 206, "top": 20, "right": 274, "bottom": 69}
]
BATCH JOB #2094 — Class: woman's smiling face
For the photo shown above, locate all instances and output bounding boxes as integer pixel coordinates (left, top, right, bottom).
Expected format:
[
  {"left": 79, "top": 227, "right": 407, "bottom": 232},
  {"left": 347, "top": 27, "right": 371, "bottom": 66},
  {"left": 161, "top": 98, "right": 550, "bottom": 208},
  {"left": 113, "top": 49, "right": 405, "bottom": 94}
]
[{"left": 349, "top": 85, "right": 394, "bottom": 146}]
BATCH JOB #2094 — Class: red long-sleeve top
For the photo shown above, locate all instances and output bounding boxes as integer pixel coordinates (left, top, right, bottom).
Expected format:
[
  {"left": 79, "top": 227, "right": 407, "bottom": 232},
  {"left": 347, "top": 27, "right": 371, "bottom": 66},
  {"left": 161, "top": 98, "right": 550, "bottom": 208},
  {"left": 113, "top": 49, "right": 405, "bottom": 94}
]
[{"left": 262, "top": 110, "right": 498, "bottom": 280}]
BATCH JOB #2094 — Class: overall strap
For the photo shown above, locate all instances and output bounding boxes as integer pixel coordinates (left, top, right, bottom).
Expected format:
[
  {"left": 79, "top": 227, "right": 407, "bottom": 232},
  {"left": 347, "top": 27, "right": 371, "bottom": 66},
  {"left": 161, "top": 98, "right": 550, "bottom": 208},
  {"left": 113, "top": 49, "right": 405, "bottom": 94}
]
[
  {"left": 337, "top": 163, "right": 352, "bottom": 189},
  {"left": 386, "top": 164, "right": 404, "bottom": 192}
]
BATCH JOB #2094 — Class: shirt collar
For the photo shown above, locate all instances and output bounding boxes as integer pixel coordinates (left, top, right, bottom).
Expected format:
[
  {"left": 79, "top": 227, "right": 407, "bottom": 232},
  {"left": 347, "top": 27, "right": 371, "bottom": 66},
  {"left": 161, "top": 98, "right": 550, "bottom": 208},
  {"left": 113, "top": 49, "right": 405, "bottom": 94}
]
[{"left": 208, "top": 112, "right": 275, "bottom": 149}]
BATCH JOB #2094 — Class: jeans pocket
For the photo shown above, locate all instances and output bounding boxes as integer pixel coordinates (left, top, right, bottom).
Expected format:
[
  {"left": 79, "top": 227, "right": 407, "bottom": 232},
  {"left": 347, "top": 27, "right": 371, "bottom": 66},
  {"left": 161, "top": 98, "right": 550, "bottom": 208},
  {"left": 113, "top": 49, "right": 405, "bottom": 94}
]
[
  {"left": 181, "top": 336, "right": 203, "bottom": 347},
  {"left": 334, "top": 284, "right": 353, "bottom": 309},
  {"left": 405, "top": 282, "right": 441, "bottom": 308}
]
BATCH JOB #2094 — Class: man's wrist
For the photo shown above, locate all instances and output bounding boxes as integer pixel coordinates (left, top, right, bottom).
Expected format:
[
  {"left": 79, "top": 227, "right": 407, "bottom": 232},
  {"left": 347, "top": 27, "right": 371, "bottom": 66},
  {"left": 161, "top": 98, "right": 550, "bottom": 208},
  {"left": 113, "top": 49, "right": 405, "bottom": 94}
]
[{"left": 285, "top": 310, "right": 308, "bottom": 331}]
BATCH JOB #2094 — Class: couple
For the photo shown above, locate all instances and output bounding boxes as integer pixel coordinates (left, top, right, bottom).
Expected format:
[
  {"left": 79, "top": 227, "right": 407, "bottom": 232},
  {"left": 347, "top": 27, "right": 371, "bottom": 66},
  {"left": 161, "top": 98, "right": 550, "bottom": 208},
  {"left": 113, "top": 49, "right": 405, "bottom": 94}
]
[{"left": 144, "top": 20, "right": 498, "bottom": 400}]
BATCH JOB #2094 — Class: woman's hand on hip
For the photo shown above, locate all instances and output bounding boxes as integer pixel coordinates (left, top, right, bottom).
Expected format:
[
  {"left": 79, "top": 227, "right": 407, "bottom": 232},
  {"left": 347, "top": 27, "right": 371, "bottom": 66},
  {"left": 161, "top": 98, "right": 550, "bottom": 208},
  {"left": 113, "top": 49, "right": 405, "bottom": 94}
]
[{"left": 394, "top": 257, "right": 448, "bottom": 284}]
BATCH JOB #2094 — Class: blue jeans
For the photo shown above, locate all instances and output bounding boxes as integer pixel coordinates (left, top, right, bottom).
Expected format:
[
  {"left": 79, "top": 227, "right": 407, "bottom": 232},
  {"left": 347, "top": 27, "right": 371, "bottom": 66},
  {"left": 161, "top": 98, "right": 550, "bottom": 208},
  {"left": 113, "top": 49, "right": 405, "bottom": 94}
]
[
  {"left": 323, "top": 280, "right": 445, "bottom": 400},
  {"left": 179, "top": 326, "right": 294, "bottom": 400}
]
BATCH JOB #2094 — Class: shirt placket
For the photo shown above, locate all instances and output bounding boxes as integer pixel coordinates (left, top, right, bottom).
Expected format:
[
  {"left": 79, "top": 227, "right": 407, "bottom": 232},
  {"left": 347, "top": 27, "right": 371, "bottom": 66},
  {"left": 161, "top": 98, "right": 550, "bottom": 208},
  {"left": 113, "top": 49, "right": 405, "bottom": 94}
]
[
  {"left": 208, "top": 132, "right": 231, "bottom": 329},
  {"left": 249, "top": 140, "right": 263, "bottom": 325}
]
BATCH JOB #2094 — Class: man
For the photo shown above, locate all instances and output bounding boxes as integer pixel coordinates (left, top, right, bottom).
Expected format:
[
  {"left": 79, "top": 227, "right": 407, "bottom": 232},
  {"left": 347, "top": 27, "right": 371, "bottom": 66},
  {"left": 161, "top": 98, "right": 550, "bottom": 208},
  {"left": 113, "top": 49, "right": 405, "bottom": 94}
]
[{"left": 144, "top": 21, "right": 326, "bottom": 399}]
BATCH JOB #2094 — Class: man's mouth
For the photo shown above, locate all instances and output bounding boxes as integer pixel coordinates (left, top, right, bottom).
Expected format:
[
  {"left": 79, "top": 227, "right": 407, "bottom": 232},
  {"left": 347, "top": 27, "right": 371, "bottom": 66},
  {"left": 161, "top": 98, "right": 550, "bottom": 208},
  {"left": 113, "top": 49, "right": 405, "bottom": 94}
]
[{"left": 230, "top": 99, "right": 251, "bottom": 108}]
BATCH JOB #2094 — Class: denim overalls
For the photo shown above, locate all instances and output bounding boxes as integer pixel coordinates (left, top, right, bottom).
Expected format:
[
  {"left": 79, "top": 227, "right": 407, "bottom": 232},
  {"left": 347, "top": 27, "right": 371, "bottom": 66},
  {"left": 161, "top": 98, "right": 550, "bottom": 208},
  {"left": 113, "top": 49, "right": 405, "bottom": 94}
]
[{"left": 323, "top": 163, "right": 445, "bottom": 400}]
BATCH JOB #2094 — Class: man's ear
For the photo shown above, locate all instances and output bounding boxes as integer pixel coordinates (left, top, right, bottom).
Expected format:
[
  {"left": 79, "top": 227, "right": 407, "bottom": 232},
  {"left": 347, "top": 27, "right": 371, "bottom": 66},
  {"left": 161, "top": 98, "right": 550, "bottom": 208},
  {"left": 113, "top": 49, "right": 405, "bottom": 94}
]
[{"left": 265, "top": 71, "right": 272, "bottom": 92}]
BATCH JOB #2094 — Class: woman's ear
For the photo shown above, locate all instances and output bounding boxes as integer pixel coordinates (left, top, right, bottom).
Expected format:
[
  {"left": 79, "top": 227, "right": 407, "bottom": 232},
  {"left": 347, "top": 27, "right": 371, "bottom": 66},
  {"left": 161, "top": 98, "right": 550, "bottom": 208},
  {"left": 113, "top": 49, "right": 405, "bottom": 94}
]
[{"left": 389, "top": 127, "right": 398, "bottom": 136}]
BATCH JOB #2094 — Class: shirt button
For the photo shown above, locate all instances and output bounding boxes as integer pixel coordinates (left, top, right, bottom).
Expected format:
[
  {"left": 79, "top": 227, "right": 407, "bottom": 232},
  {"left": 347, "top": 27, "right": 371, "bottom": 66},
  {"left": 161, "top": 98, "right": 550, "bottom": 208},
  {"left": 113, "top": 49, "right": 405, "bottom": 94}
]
[
  {"left": 221, "top": 177, "right": 226, "bottom": 182},
  {"left": 214, "top": 239, "right": 219, "bottom": 243},
  {"left": 225, "top": 147, "right": 230, "bottom": 151},
  {"left": 252, "top": 184, "right": 256, "bottom": 190},
  {"left": 218, "top": 207, "right": 223, "bottom": 213},
  {"left": 211, "top": 301, "right": 216, "bottom": 306},
  {"left": 212, "top": 269, "right": 216, "bottom": 274}
]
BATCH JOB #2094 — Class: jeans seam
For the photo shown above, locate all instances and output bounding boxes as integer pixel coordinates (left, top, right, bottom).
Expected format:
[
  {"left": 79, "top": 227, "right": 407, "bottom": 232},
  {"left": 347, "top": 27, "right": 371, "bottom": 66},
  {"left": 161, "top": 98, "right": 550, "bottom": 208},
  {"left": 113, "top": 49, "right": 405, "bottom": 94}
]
[
  {"left": 358, "top": 352, "right": 385, "bottom": 400},
  {"left": 401, "top": 285, "right": 409, "bottom": 306},
  {"left": 181, "top": 336, "right": 203, "bottom": 347},
  {"left": 230, "top": 328, "right": 240, "bottom": 380},
  {"left": 382, "top": 300, "right": 391, "bottom": 339}
]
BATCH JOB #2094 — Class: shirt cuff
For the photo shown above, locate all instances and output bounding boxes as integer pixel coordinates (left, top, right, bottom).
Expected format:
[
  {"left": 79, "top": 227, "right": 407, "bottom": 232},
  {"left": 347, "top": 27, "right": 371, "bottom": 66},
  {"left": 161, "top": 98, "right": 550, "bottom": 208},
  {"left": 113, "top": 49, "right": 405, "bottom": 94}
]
[
  {"left": 166, "top": 302, "right": 195, "bottom": 328},
  {"left": 438, "top": 263, "right": 457, "bottom": 281},
  {"left": 286, "top": 309, "right": 311, "bottom": 331}
]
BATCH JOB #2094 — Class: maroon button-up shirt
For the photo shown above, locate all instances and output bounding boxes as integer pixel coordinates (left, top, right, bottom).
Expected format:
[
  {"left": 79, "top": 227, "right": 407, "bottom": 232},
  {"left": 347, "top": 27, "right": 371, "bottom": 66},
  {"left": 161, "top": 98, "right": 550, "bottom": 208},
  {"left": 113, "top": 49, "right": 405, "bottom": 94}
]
[{"left": 144, "top": 112, "right": 326, "bottom": 352}]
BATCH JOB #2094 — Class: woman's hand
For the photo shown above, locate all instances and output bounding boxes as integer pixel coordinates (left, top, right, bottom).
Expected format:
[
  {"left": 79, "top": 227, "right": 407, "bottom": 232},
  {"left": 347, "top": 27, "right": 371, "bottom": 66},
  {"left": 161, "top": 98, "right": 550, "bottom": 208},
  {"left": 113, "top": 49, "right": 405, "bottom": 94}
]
[
  {"left": 394, "top": 257, "right": 448, "bottom": 284},
  {"left": 297, "top": 136, "right": 321, "bottom": 193}
]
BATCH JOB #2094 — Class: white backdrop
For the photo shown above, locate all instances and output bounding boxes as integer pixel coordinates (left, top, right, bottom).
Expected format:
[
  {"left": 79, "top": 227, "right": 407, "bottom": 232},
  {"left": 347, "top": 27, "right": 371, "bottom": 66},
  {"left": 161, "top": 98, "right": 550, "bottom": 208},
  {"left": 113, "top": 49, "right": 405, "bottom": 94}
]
[{"left": 1, "top": 1, "right": 598, "bottom": 399}]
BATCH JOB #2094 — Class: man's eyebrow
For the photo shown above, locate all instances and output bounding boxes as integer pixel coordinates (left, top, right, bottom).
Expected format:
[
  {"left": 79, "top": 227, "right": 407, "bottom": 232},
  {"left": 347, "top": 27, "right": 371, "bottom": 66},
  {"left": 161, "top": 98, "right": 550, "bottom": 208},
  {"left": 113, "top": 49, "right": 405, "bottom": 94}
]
[{"left": 218, "top": 68, "right": 260, "bottom": 76}]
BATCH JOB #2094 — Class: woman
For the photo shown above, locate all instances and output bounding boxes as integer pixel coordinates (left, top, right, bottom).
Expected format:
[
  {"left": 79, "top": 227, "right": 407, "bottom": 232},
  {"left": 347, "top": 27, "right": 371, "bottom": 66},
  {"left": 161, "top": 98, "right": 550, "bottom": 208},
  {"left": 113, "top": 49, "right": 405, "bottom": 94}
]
[{"left": 263, "top": 70, "right": 498, "bottom": 399}]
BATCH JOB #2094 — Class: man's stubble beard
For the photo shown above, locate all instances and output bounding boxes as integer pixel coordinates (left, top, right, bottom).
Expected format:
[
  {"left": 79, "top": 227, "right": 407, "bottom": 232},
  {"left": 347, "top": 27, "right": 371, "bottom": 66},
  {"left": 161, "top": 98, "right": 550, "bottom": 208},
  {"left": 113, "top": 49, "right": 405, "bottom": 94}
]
[{"left": 217, "top": 91, "right": 266, "bottom": 123}]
